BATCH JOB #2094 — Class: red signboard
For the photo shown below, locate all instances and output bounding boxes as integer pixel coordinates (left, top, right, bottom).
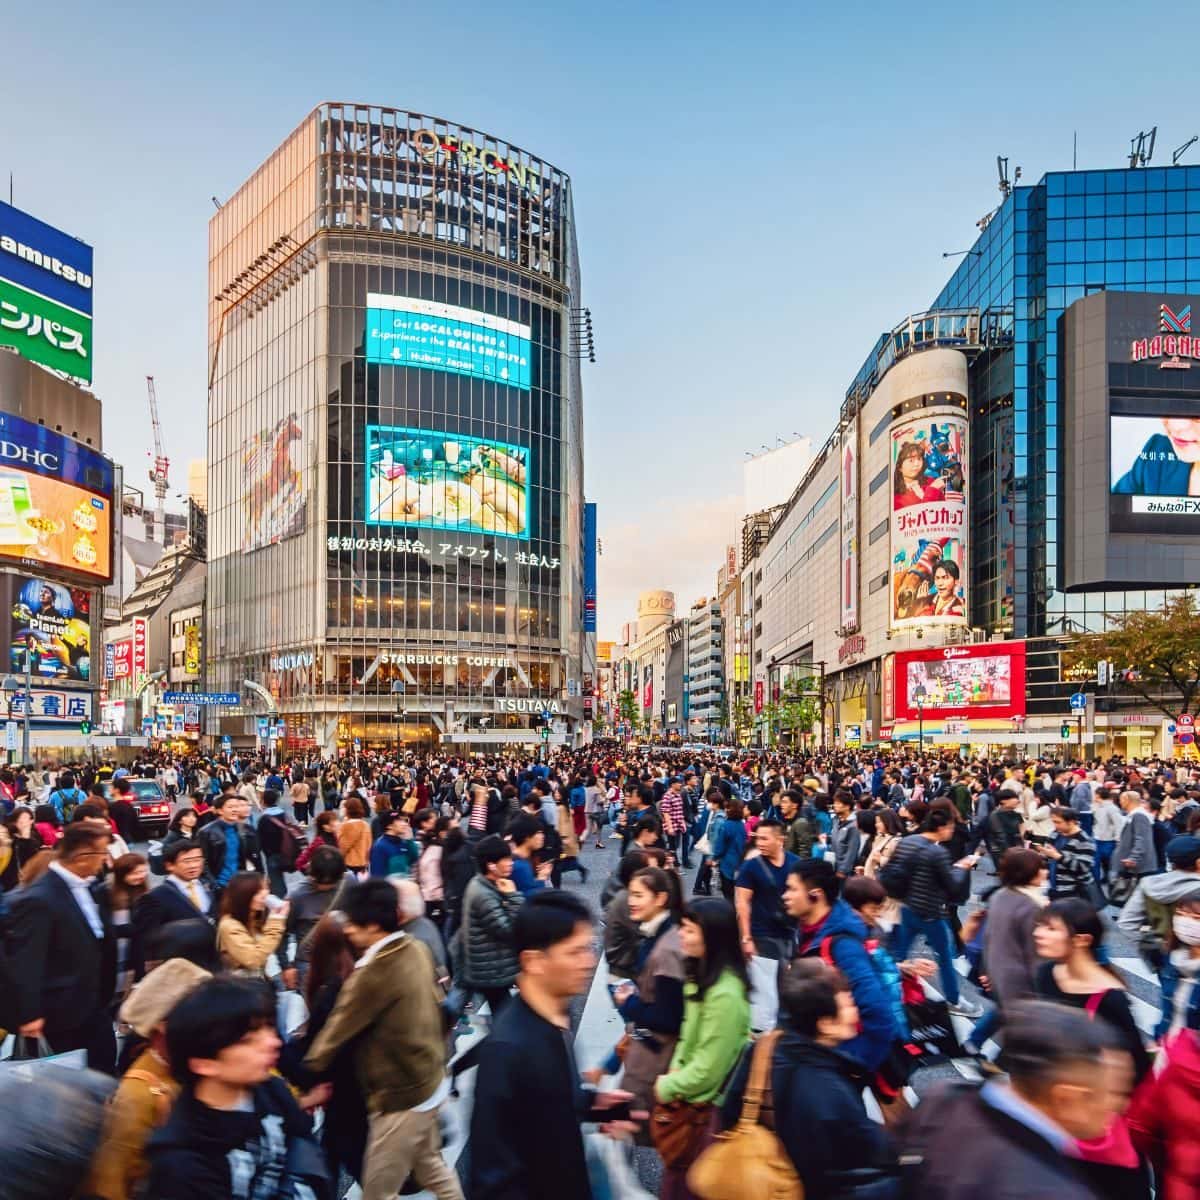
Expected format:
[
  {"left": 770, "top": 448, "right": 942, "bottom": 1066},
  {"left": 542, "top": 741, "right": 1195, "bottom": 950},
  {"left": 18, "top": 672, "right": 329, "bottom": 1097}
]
[
  {"left": 133, "top": 617, "right": 147, "bottom": 676},
  {"left": 754, "top": 679, "right": 764, "bottom": 714},
  {"left": 110, "top": 638, "right": 132, "bottom": 679},
  {"left": 892, "top": 640, "right": 1027, "bottom": 722}
]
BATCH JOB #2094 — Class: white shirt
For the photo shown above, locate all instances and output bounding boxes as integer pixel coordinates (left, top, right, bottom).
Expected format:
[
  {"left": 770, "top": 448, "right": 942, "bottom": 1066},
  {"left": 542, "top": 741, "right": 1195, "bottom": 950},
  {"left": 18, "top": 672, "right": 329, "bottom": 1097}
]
[
  {"left": 49, "top": 861, "right": 104, "bottom": 938},
  {"left": 168, "top": 873, "right": 211, "bottom": 914}
]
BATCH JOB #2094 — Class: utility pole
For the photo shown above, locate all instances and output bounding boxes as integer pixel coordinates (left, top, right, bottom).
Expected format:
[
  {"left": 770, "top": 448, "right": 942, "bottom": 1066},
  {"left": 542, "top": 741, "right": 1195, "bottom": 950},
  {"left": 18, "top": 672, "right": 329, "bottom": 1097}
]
[{"left": 22, "top": 634, "right": 33, "bottom": 766}]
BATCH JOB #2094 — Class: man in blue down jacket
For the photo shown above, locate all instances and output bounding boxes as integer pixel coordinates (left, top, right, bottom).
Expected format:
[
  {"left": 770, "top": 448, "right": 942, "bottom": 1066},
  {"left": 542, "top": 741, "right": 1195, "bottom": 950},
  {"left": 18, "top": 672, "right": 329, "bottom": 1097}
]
[{"left": 784, "top": 857, "right": 898, "bottom": 1072}]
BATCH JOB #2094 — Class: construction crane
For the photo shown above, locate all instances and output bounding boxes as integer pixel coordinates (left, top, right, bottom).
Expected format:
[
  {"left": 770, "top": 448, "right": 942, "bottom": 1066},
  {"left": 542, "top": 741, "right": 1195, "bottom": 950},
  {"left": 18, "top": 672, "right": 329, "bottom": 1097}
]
[{"left": 145, "top": 375, "right": 170, "bottom": 546}]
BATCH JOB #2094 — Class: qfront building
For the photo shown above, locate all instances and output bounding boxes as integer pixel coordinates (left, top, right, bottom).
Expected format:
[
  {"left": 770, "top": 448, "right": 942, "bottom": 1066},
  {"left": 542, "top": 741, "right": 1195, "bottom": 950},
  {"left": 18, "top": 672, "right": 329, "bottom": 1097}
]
[
  {"left": 207, "top": 104, "right": 593, "bottom": 753},
  {"left": 750, "top": 159, "right": 1200, "bottom": 758}
]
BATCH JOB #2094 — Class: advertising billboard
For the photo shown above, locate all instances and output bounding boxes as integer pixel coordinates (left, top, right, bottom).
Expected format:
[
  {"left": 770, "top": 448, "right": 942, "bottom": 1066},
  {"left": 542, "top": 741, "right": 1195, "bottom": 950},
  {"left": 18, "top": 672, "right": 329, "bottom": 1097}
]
[
  {"left": 183, "top": 621, "right": 202, "bottom": 675},
  {"left": 242, "top": 413, "right": 306, "bottom": 553},
  {"left": 891, "top": 641, "right": 1027, "bottom": 722},
  {"left": 109, "top": 637, "right": 132, "bottom": 679},
  {"left": 365, "top": 294, "right": 531, "bottom": 389},
  {"left": 889, "top": 414, "right": 967, "bottom": 630},
  {"left": 0, "top": 201, "right": 93, "bottom": 384},
  {"left": 0, "top": 411, "right": 113, "bottom": 582},
  {"left": 365, "top": 424, "right": 530, "bottom": 539},
  {"left": 1110, "top": 415, "right": 1200, "bottom": 530},
  {"left": 583, "top": 501, "right": 597, "bottom": 633},
  {"left": 11, "top": 576, "right": 91, "bottom": 681}
]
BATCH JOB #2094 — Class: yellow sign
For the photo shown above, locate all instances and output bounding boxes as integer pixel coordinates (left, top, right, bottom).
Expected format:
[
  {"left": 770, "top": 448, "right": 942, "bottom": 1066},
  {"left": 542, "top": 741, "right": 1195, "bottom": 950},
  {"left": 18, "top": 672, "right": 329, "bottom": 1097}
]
[{"left": 184, "top": 623, "right": 201, "bottom": 675}]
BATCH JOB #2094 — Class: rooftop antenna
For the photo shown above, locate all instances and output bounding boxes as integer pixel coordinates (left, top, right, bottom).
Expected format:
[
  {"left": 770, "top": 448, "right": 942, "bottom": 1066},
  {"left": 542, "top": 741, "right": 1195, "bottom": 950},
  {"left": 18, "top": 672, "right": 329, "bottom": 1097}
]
[
  {"left": 997, "top": 156, "right": 1012, "bottom": 199},
  {"left": 1173, "top": 135, "right": 1198, "bottom": 165},
  {"left": 1129, "top": 127, "right": 1157, "bottom": 168},
  {"left": 979, "top": 157, "right": 1021, "bottom": 230}
]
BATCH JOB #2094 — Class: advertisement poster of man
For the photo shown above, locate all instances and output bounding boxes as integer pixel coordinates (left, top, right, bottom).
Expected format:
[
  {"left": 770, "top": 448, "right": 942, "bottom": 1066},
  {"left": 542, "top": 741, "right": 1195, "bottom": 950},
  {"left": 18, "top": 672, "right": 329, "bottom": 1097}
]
[
  {"left": 890, "top": 416, "right": 967, "bottom": 628},
  {"left": 11, "top": 576, "right": 91, "bottom": 681}
]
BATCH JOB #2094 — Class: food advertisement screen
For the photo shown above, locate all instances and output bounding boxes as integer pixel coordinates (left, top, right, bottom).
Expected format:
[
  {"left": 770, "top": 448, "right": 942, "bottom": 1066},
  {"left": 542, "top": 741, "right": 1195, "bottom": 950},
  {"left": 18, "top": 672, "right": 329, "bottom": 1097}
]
[
  {"left": 365, "top": 424, "right": 530, "bottom": 539},
  {"left": 11, "top": 576, "right": 91, "bottom": 681},
  {"left": 0, "top": 411, "right": 112, "bottom": 582}
]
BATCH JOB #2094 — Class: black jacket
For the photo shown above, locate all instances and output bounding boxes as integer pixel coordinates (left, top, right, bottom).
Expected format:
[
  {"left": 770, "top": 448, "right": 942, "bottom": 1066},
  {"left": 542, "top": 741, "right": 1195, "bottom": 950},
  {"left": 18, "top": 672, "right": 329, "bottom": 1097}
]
[
  {"left": 887, "top": 834, "right": 971, "bottom": 920},
  {"left": 131, "top": 876, "right": 216, "bottom": 976},
  {"left": 146, "top": 1074, "right": 331, "bottom": 1200},
  {"left": 469, "top": 994, "right": 593, "bottom": 1200},
  {"left": 5, "top": 867, "right": 115, "bottom": 1031},
  {"left": 902, "top": 1080, "right": 1102, "bottom": 1200},
  {"left": 196, "top": 818, "right": 263, "bottom": 882},
  {"left": 720, "top": 1033, "right": 896, "bottom": 1200},
  {"left": 459, "top": 875, "right": 524, "bottom": 989},
  {"left": 442, "top": 842, "right": 474, "bottom": 921}
]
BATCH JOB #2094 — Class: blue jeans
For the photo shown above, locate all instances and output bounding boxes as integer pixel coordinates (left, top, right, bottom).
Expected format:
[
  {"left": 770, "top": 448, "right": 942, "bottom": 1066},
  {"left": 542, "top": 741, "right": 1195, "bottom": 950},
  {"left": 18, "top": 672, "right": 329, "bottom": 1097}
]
[
  {"left": 969, "top": 1005, "right": 1001, "bottom": 1050},
  {"left": 892, "top": 909, "right": 961, "bottom": 1004},
  {"left": 1095, "top": 840, "right": 1116, "bottom": 882}
]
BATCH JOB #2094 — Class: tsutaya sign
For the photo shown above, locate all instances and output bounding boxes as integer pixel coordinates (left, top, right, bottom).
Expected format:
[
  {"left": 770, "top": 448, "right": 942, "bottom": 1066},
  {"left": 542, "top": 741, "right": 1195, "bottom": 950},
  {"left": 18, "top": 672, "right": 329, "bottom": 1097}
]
[{"left": 496, "top": 697, "right": 563, "bottom": 714}]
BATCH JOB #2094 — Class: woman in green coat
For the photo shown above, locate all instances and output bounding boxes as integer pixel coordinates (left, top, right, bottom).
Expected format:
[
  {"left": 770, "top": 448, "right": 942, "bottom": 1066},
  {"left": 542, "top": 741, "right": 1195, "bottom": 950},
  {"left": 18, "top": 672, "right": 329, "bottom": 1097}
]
[{"left": 653, "top": 897, "right": 751, "bottom": 1200}]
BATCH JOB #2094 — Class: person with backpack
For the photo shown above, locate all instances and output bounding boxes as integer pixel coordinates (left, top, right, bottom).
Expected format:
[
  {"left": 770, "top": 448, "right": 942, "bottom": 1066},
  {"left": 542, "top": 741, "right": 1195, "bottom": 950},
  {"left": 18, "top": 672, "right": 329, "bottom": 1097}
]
[
  {"left": 716, "top": 958, "right": 899, "bottom": 1200},
  {"left": 48, "top": 770, "right": 87, "bottom": 823},
  {"left": 784, "top": 858, "right": 899, "bottom": 1073},
  {"left": 256, "top": 788, "right": 307, "bottom": 898},
  {"left": 881, "top": 808, "right": 982, "bottom": 1017}
]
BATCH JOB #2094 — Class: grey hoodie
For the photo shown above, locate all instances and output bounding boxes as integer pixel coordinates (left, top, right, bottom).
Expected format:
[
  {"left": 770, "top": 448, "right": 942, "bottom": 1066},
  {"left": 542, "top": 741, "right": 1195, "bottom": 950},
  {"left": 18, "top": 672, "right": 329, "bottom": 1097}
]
[{"left": 1118, "top": 868, "right": 1200, "bottom": 934}]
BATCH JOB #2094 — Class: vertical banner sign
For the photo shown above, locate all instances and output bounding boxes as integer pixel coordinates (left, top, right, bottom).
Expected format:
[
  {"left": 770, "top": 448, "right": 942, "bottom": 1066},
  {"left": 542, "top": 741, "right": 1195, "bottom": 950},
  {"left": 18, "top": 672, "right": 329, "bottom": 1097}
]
[
  {"left": 882, "top": 654, "right": 895, "bottom": 723},
  {"left": 840, "top": 421, "right": 859, "bottom": 631},
  {"left": 754, "top": 679, "right": 764, "bottom": 714},
  {"left": 104, "top": 642, "right": 115, "bottom": 680},
  {"left": 643, "top": 663, "right": 653, "bottom": 712},
  {"left": 889, "top": 413, "right": 968, "bottom": 631},
  {"left": 583, "top": 502, "right": 597, "bottom": 634},
  {"left": 133, "top": 617, "right": 148, "bottom": 676}
]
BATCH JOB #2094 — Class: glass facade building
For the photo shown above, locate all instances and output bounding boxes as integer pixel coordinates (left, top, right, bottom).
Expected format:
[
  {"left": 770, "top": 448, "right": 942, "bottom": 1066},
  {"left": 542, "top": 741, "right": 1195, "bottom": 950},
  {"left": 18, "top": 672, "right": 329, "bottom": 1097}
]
[{"left": 207, "top": 104, "right": 590, "bottom": 752}]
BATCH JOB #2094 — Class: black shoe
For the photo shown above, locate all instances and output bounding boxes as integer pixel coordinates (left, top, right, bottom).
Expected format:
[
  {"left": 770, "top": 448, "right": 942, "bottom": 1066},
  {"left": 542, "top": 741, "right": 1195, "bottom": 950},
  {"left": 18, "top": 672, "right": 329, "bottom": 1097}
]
[{"left": 580, "top": 866, "right": 590, "bottom": 884}]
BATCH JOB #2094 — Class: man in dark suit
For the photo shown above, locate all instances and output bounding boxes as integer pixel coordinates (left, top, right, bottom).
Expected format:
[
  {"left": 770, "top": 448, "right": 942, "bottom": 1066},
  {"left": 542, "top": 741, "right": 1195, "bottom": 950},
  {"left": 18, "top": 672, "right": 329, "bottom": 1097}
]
[
  {"left": 7, "top": 823, "right": 117, "bottom": 1073},
  {"left": 131, "top": 840, "right": 216, "bottom": 977}
]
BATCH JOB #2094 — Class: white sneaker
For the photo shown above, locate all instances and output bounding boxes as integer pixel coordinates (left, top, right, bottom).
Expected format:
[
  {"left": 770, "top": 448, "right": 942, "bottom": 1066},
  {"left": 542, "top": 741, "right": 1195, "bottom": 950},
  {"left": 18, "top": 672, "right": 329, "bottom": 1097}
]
[{"left": 950, "top": 998, "right": 983, "bottom": 1018}]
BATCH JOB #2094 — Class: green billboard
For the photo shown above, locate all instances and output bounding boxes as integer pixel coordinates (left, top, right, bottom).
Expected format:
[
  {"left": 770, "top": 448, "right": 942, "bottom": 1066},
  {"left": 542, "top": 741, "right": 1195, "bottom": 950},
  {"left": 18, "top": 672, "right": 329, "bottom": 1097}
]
[{"left": 0, "top": 277, "right": 92, "bottom": 383}]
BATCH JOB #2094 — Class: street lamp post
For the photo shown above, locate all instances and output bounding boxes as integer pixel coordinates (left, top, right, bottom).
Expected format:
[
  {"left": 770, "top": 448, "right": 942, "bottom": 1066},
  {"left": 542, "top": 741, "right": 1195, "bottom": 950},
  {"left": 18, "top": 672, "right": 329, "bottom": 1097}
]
[
  {"left": 913, "top": 682, "right": 927, "bottom": 755},
  {"left": 1, "top": 671, "right": 21, "bottom": 767}
]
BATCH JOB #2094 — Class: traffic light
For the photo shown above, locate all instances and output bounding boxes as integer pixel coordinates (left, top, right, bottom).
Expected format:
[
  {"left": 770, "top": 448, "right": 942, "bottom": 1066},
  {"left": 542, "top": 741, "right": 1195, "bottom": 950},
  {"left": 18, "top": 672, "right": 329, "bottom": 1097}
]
[
  {"left": 80, "top": 719, "right": 92, "bottom": 735},
  {"left": 539, "top": 726, "right": 549, "bottom": 741},
  {"left": 1060, "top": 723, "right": 1071, "bottom": 740}
]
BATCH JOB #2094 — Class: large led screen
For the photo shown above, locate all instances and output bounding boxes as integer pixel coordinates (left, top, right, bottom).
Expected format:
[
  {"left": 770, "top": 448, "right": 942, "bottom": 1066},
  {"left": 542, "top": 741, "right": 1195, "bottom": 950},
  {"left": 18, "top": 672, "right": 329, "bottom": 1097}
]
[
  {"left": 242, "top": 413, "right": 307, "bottom": 553},
  {"left": 365, "top": 424, "right": 530, "bottom": 538},
  {"left": 889, "top": 414, "right": 967, "bottom": 630},
  {"left": 365, "top": 294, "right": 531, "bottom": 389},
  {"left": 1110, "top": 415, "right": 1200, "bottom": 529},
  {"left": 0, "top": 411, "right": 112, "bottom": 582},
  {"left": 12, "top": 576, "right": 91, "bottom": 681},
  {"left": 905, "top": 654, "right": 1012, "bottom": 710}
]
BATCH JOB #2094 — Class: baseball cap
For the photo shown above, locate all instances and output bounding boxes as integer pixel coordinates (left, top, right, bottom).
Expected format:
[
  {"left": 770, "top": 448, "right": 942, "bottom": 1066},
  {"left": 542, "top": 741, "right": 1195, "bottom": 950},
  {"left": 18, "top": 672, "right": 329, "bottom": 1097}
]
[{"left": 802, "top": 777, "right": 821, "bottom": 792}]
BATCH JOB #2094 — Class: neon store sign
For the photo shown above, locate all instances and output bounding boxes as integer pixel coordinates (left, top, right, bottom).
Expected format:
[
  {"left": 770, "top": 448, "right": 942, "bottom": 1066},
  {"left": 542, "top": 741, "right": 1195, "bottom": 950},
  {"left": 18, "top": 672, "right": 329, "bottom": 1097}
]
[
  {"left": 412, "top": 129, "right": 542, "bottom": 195},
  {"left": 1131, "top": 303, "right": 1199, "bottom": 369}
]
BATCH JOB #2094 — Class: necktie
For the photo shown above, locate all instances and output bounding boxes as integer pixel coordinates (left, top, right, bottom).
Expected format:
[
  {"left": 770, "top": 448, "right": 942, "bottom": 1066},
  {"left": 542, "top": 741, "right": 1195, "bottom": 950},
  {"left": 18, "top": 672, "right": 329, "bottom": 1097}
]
[{"left": 187, "top": 881, "right": 204, "bottom": 911}]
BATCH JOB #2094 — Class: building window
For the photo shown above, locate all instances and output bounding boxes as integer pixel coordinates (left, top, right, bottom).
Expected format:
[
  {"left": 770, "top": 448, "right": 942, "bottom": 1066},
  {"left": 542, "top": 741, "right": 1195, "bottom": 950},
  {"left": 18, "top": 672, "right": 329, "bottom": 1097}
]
[
  {"left": 868, "top": 572, "right": 888, "bottom": 595},
  {"left": 869, "top": 412, "right": 891, "bottom": 446},
  {"left": 868, "top": 466, "right": 888, "bottom": 494},
  {"left": 868, "top": 519, "right": 887, "bottom": 545}
]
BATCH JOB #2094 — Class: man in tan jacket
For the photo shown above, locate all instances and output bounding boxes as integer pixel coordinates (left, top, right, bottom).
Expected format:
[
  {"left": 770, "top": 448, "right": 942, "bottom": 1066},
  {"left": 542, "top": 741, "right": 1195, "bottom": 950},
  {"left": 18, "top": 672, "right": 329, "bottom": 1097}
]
[{"left": 305, "top": 879, "right": 461, "bottom": 1200}]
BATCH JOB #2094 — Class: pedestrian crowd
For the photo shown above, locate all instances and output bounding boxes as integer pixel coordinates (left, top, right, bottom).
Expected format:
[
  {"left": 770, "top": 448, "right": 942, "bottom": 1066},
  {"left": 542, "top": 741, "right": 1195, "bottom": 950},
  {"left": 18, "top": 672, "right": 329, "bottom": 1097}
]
[{"left": 0, "top": 746, "right": 1197, "bottom": 1199}]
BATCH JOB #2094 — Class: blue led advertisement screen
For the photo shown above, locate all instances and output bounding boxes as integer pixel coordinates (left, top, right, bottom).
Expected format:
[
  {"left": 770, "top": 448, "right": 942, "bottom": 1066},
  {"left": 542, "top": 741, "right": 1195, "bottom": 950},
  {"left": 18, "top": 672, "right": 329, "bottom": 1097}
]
[
  {"left": 365, "top": 294, "right": 531, "bottom": 389},
  {"left": 365, "top": 424, "right": 530, "bottom": 539}
]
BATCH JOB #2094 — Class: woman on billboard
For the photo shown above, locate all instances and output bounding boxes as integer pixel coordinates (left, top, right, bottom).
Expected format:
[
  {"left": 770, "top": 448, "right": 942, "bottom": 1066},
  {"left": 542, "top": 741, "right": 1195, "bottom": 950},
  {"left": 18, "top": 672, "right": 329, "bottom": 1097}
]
[
  {"left": 1113, "top": 416, "right": 1200, "bottom": 496},
  {"left": 893, "top": 442, "right": 949, "bottom": 509}
]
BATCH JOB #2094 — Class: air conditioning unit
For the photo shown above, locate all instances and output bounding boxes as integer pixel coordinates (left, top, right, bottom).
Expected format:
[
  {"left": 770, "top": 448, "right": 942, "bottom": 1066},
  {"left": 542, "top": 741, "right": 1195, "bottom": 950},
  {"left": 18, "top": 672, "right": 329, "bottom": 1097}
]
[{"left": 971, "top": 628, "right": 989, "bottom": 644}]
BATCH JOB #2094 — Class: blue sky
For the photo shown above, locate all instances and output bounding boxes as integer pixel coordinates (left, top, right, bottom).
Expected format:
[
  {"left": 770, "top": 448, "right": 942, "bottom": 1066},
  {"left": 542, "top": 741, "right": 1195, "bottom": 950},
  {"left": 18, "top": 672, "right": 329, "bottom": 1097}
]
[{"left": 1, "top": 1, "right": 1187, "bottom": 636}]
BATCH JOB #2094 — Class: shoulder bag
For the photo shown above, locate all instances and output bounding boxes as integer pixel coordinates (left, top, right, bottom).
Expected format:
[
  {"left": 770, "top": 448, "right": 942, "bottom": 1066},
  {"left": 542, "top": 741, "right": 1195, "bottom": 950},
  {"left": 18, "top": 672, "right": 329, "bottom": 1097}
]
[{"left": 686, "top": 1030, "right": 802, "bottom": 1199}]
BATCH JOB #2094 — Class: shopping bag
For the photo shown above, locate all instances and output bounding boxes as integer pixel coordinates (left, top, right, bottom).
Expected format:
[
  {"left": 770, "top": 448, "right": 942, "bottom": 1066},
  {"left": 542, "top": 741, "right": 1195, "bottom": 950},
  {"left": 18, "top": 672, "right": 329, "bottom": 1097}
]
[
  {"left": 902, "top": 997, "right": 963, "bottom": 1060},
  {"left": 747, "top": 955, "right": 780, "bottom": 1032},
  {"left": 3, "top": 1035, "right": 88, "bottom": 1074},
  {"left": 276, "top": 990, "right": 308, "bottom": 1039}
]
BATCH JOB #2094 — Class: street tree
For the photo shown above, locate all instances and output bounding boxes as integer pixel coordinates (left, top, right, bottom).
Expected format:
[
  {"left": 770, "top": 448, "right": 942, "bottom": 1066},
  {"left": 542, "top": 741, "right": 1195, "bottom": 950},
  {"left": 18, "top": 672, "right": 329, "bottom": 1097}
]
[{"left": 1064, "top": 593, "right": 1200, "bottom": 721}]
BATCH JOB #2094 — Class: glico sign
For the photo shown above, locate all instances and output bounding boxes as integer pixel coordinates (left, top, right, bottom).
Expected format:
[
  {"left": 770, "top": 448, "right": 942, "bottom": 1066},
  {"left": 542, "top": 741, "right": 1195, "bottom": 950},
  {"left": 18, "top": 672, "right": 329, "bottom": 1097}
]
[
  {"left": 411, "top": 129, "right": 542, "bottom": 196},
  {"left": 1130, "top": 303, "right": 1199, "bottom": 369}
]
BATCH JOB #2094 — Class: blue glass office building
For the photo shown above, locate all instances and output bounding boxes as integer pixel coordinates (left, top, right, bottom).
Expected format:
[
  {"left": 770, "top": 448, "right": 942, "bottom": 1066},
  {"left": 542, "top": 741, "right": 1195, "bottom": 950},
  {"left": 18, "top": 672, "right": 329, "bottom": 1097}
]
[{"left": 929, "top": 163, "right": 1200, "bottom": 709}]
